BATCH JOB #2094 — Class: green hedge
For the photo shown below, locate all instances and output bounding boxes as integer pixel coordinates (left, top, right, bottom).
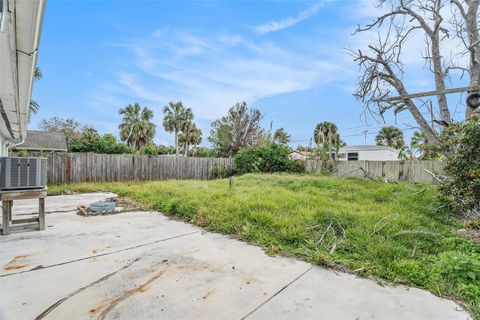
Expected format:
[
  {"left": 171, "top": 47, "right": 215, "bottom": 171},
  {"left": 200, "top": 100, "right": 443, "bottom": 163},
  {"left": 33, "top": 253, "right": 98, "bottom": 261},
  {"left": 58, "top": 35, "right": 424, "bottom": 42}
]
[{"left": 234, "top": 144, "right": 303, "bottom": 175}]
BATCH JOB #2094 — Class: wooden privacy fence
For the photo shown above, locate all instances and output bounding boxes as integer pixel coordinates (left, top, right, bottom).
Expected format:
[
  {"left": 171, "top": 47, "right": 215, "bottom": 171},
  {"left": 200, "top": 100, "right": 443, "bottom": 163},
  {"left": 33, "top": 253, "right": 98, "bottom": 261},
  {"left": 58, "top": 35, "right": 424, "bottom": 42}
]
[
  {"left": 47, "top": 153, "right": 444, "bottom": 184},
  {"left": 47, "top": 153, "right": 234, "bottom": 184},
  {"left": 304, "top": 160, "right": 445, "bottom": 183}
]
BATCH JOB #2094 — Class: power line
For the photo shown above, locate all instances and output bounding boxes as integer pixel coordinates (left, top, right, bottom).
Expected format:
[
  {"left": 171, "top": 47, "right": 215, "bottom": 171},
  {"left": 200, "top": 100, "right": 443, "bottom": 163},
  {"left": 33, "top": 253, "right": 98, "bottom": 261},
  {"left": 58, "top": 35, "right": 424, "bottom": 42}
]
[
  {"left": 291, "top": 127, "right": 417, "bottom": 143},
  {"left": 342, "top": 127, "right": 416, "bottom": 138}
]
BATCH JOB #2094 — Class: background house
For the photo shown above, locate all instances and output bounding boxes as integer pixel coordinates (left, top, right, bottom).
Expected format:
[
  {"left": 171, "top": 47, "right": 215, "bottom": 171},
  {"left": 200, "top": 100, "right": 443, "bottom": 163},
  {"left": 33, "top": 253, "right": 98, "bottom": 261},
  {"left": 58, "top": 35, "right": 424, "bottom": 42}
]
[
  {"left": 14, "top": 130, "right": 67, "bottom": 156},
  {"left": 289, "top": 150, "right": 314, "bottom": 160},
  {"left": 0, "top": 0, "right": 46, "bottom": 156},
  {"left": 338, "top": 145, "right": 400, "bottom": 161}
]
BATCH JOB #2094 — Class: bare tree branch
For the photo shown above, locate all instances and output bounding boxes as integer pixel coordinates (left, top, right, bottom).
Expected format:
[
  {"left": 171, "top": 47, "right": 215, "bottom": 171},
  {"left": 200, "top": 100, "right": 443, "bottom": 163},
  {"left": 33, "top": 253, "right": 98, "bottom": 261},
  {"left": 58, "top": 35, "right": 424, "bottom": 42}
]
[{"left": 352, "top": 0, "right": 480, "bottom": 148}]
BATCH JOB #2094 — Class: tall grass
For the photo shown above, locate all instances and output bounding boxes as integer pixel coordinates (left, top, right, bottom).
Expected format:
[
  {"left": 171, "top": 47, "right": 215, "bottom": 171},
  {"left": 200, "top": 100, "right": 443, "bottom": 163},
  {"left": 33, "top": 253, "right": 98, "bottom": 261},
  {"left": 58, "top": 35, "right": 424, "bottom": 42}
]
[{"left": 49, "top": 173, "right": 480, "bottom": 318}]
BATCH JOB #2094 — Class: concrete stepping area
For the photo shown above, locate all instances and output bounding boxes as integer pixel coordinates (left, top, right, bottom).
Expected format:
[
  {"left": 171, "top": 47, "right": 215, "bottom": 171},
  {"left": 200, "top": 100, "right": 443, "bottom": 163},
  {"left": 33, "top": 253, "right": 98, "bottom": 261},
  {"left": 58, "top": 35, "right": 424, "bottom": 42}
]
[{"left": 0, "top": 193, "right": 471, "bottom": 320}]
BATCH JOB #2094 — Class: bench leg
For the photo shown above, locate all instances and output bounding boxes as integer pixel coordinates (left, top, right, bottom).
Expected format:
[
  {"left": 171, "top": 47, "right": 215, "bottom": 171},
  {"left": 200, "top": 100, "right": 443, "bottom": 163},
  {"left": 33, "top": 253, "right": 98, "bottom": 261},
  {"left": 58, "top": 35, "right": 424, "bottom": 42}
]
[
  {"left": 2, "top": 200, "right": 10, "bottom": 235},
  {"left": 8, "top": 200, "right": 12, "bottom": 221},
  {"left": 39, "top": 197, "right": 45, "bottom": 231}
]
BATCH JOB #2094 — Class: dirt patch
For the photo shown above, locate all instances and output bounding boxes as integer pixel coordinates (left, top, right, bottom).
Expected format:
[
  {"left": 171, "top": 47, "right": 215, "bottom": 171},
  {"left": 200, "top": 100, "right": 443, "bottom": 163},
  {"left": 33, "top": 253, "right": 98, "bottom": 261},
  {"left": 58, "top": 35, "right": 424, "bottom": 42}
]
[
  {"left": 76, "top": 197, "right": 144, "bottom": 217},
  {"left": 110, "top": 197, "right": 142, "bottom": 210},
  {"left": 464, "top": 229, "right": 480, "bottom": 245},
  {"left": 459, "top": 219, "right": 480, "bottom": 245}
]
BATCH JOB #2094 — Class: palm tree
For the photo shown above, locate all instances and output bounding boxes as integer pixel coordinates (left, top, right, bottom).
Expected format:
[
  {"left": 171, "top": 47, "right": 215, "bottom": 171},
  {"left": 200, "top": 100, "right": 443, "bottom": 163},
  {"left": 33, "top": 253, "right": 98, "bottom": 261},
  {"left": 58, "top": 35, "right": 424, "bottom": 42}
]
[
  {"left": 181, "top": 108, "right": 194, "bottom": 157},
  {"left": 179, "top": 123, "right": 202, "bottom": 157},
  {"left": 29, "top": 67, "right": 42, "bottom": 122},
  {"left": 410, "top": 131, "right": 426, "bottom": 153},
  {"left": 399, "top": 145, "right": 415, "bottom": 160},
  {"left": 313, "top": 121, "right": 339, "bottom": 160},
  {"left": 273, "top": 127, "right": 291, "bottom": 145},
  {"left": 375, "top": 126, "right": 405, "bottom": 149},
  {"left": 163, "top": 101, "right": 190, "bottom": 157},
  {"left": 190, "top": 125, "right": 202, "bottom": 156},
  {"left": 118, "top": 103, "right": 156, "bottom": 151}
]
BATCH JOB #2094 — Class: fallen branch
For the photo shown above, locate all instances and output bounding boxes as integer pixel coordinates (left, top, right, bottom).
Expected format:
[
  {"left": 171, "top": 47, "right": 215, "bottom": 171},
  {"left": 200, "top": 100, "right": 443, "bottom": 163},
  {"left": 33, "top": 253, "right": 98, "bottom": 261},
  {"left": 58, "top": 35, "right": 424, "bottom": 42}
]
[
  {"left": 360, "top": 167, "right": 381, "bottom": 182},
  {"left": 77, "top": 205, "right": 88, "bottom": 216},
  {"left": 371, "top": 213, "right": 399, "bottom": 236},
  {"left": 317, "top": 221, "right": 333, "bottom": 245},
  {"left": 424, "top": 169, "right": 446, "bottom": 183},
  {"left": 415, "top": 187, "right": 427, "bottom": 195}
]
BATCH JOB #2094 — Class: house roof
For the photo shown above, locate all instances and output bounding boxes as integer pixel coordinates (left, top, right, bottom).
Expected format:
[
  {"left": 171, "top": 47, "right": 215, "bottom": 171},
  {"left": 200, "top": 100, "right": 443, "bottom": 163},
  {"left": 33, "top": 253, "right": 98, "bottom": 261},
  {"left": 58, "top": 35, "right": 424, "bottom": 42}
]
[
  {"left": 16, "top": 130, "right": 67, "bottom": 151},
  {"left": 290, "top": 150, "right": 313, "bottom": 156},
  {"left": 339, "top": 145, "right": 400, "bottom": 153}
]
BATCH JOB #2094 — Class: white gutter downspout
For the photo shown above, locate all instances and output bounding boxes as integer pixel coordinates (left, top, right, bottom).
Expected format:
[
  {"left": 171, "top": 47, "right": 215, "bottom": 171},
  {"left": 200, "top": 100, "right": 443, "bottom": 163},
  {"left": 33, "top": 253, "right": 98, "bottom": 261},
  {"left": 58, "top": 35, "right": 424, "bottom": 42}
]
[{"left": 16, "top": 0, "right": 45, "bottom": 146}]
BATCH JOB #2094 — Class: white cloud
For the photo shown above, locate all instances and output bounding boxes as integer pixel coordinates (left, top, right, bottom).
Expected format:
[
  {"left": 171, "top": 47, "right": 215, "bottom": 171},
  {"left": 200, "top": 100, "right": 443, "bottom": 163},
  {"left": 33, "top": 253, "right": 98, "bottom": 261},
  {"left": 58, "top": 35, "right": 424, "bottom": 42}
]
[
  {"left": 105, "top": 31, "right": 346, "bottom": 121},
  {"left": 254, "top": 2, "right": 324, "bottom": 35},
  {"left": 217, "top": 33, "right": 244, "bottom": 47}
]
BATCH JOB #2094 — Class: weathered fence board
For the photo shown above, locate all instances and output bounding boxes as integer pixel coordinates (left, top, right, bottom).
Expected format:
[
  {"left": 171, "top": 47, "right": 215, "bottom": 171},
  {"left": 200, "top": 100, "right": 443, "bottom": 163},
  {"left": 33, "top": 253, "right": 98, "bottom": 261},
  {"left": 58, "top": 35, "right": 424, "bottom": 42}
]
[
  {"left": 305, "top": 160, "right": 445, "bottom": 183},
  {"left": 47, "top": 153, "right": 233, "bottom": 184},
  {"left": 47, "top": 153, "right": 444, "bottom": 184}
]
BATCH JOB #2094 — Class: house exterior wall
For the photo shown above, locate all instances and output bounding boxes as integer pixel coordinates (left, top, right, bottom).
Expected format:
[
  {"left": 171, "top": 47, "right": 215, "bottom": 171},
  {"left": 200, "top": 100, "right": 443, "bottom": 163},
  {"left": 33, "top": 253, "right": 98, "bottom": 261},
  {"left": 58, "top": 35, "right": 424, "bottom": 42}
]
[
  {"left": 339, "top": 149, "right": 400, "bottom": 161},
  {"left": 358, "top": 149, "right": 400, "bottom": 161},
  {"left": 289, "top": 152, "right": 310, "bottom": 160}
]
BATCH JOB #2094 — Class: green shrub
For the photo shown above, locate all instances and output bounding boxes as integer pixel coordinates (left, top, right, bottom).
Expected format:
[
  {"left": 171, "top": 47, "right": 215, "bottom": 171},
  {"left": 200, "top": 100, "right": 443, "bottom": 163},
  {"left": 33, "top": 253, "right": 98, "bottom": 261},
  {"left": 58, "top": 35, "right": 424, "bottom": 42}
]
[
  {"left": 140, "top": 143, "right": 158, "bottom": 155},
  {"left": 68, "top": 129, "right": 134, "bottom": 154},
  {"left": 234, "top": 143, "right": 304, "bottom": 175},
  {"left": 211, "top": 165, "right": 229, "bottom": 178},
  {"left": 439, "top": 112, "right": 480, "bottom": 213},
  {"left": 16, "top": 149, "right": 29, "bottom": 157}
]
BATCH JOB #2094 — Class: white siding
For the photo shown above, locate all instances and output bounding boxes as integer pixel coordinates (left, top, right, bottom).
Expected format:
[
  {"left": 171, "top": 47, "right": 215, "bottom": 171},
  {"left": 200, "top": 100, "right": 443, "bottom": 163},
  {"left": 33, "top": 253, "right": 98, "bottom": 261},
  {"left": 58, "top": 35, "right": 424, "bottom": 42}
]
[
  {"left": 339, "top": 149, "right": 400, "bottom": 161},
  {"left": 358, "top": 149, "right": 400, "bottom": 161}
]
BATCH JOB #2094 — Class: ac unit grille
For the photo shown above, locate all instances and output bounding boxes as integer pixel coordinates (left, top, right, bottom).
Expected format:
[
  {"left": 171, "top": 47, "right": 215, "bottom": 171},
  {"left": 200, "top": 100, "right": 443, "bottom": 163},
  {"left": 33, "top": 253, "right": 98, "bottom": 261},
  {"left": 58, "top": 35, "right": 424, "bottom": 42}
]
[{"left": 0, "top": 157, "right": 47, "bottom": 190}]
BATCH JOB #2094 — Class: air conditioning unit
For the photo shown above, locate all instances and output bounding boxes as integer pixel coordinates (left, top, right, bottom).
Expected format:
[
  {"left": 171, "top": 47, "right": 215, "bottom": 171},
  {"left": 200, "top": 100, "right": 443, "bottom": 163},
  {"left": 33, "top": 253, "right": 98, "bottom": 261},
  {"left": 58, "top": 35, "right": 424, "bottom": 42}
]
[{"left": 0, "top": 157, "right": 47, "bottom": 190}]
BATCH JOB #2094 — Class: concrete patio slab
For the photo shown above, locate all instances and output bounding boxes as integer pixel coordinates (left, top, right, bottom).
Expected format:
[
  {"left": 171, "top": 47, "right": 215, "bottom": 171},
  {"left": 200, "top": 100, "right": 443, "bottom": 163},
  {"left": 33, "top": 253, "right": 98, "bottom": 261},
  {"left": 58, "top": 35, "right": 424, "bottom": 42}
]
[{"left": 0, "top": 193, "right": 471, "bottom": 320}]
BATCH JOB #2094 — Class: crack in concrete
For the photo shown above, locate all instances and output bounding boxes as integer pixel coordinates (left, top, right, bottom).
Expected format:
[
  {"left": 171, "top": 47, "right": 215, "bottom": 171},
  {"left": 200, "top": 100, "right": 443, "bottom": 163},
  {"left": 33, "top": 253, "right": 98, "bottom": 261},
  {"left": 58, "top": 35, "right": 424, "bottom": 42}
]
[
  {"left": 34, "top": 258, "right": 141, "bottom": 320},
  {"left": 240, "top": 266, "right": 315, "bottom": 320},
  {"left": 96, "top": 264, "right": 168, "bottom": 320},
  {"left": 0, "top": 231, "right": 200, "bottom": 278}
]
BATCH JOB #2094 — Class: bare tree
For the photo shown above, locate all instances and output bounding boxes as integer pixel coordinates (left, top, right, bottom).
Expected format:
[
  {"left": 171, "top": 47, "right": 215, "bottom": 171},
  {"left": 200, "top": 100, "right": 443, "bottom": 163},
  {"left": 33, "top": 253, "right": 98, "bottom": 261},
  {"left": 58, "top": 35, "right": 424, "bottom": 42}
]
[
  {"left": 351, "top": 0, "right": 480, "bottom": 146},
  {"left": 208, "top": 102, "right": 264, "bottom": 156}
]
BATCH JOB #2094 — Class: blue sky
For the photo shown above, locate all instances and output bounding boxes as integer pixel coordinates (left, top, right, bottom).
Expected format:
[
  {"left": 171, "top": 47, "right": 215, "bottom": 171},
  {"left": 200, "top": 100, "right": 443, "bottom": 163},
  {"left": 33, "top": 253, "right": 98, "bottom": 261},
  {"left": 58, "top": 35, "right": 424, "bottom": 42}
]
[{"left": 31, "top": 0, "right": 469, "bottom": 147}]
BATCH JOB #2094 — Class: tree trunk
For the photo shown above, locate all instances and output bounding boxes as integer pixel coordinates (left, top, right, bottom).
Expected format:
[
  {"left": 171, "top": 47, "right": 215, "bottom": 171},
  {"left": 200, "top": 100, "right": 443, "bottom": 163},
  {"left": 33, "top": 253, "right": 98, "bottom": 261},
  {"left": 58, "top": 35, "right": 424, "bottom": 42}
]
[
  {"left": 185, "top": 141, "right": 189, "bottom": 157},
  {"left": 431, "top": 36, "right": 451, "bottom": 123},
  {"left": 175, "top": 129, "right": 179, "bottom": 157},
  {"left": 466, "top": 1, "right": 480, "bottom": 118},
  {"left": 328, "top": 135, "right": 332, "bottom": 160}
]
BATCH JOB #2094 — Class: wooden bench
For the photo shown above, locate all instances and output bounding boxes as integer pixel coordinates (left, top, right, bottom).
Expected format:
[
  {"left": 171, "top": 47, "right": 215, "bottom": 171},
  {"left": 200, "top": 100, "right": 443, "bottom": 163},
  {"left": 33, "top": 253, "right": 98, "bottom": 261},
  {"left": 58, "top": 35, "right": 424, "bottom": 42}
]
[{"left": 1, "top": 188, "right": 47, "bottom": 235}]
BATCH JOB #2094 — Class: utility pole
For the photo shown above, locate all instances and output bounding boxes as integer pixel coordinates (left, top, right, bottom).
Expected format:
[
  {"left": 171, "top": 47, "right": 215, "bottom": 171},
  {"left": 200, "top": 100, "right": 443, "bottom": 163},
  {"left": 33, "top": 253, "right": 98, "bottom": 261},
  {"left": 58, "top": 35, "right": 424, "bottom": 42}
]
[{"left": 362, "top": 130, "right": 368, "bottom": 145}]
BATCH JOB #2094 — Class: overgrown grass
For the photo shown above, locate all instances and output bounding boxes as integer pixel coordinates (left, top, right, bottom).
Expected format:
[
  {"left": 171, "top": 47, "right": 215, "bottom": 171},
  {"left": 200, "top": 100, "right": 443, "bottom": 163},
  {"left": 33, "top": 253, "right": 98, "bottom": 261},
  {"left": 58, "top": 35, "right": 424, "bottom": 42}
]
[{"left": 49, "top": 174, "right": 480, "bottom": 318}]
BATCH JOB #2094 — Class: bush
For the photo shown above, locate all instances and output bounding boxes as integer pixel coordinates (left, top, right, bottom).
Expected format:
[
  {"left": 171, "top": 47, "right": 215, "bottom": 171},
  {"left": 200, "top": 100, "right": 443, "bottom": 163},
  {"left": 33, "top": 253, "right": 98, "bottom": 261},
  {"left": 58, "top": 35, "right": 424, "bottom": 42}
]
[
  {"left": 234, "top": 143, "right": 304, "bottom": 175},
  {"left": 68, "top": 129, "right": 134, "bottom": 154},
  {"left": 16, "top": 149, "right": 29, "bottom": 157},
  {"left": 141, "top": 144, "right": 158, "bottom": 155},
  {"left": 156, "top": 145, "right": 176, "bottom": 155},
  {"left": 192, "top": 147, "right": 215, "bottom": 157},
  {"left": 211, "top": 165, "right": 229, "bottom": 178},
  {"left": 439, "top": 112, "right": 480, "bottom": 213}
]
